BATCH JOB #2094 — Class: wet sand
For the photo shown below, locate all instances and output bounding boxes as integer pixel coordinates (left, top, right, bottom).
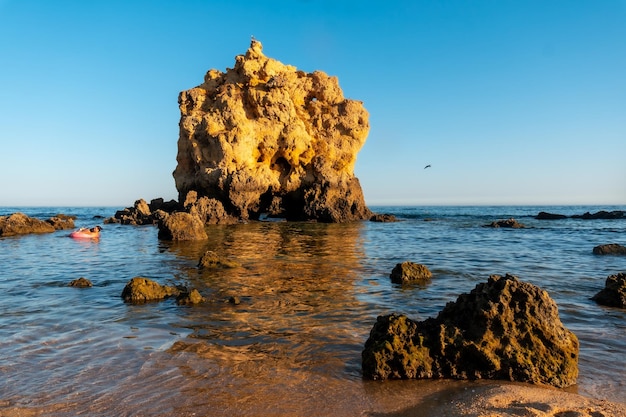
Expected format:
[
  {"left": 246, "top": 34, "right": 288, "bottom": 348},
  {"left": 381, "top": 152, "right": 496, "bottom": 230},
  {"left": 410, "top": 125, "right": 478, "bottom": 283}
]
[
  {"left": 372, "top": 381, "right": 626, "bottom": 417},
  {"left": 2, "top": 381, "right": 625, "bottom": 416}
]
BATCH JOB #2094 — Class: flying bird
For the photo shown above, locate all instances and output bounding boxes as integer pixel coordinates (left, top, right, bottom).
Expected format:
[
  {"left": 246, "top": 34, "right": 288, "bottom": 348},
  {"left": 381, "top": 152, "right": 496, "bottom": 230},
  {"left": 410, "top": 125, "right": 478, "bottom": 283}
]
[{"left": 424, "top": 164, "right": 431, "bottom": 169}]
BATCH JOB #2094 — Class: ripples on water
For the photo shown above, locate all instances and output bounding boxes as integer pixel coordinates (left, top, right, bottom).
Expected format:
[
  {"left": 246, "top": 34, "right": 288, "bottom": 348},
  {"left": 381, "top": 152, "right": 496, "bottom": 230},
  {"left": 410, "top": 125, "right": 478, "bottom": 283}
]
[{"left": 0, "top": 205, "right": 625, "bottom": 415}]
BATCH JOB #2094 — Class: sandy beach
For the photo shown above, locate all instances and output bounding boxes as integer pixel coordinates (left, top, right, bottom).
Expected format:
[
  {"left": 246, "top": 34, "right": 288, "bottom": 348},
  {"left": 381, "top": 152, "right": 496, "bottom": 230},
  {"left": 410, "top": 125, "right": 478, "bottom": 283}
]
[{"left": 378, "top": 381, "right": 626, "bottom": 417}]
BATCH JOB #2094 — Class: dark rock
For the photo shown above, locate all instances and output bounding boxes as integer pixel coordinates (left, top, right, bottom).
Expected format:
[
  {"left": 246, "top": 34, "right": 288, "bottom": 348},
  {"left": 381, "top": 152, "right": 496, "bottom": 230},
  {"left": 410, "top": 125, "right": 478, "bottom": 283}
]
[
  {"left": 198, "top": 250, "right": 240, "bottom": 269},
  {"left": 362, "top": 274, "right": 579, "bottom": 387},
  {"left": 69, "top": 277, "right": 93, "bottom": 288},
  {"left": 572, "top": 210, "right": 625, "bottom": 220},
  {"left": 121, "top": 277, "right": 180, "bottom": 303},
  {"left": 370, "top": 213, "right": 399, "bottom": 222},
  {"left": 157, "top": 212, "right": 208, "bottom": 241},
  {"left": 0, "top": 212, "right": 55, "bottom": 237},
  {"left": 390, "top": 262, "right": 432, "bottom": 285},
  {"left": 592, "top": 273, "right": 626, "bottom": 308},
  {"left": 484, "top": 218, "right": 525, "bottom": 228},
  {"left": 176, "top": 288, "right": 206, "bottom": 305},
  {"left": 592, "top": 243, "right": 626, "bottom": 255},
  {"left": 536, "top": 212, "right": 567, "bottom": 220}
]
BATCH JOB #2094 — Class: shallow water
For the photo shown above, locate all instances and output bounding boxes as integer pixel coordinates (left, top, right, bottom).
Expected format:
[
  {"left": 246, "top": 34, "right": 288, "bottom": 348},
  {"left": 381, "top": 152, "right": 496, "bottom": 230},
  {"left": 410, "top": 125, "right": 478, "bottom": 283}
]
[{"left": 0, "top": 205, "right": 624, "bottom": 415}]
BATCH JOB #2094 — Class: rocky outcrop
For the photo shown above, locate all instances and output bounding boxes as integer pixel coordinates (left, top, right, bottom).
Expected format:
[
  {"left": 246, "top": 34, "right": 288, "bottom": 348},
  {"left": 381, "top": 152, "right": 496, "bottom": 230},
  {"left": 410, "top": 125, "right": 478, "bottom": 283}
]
[
  {"left": 107, "top": 198, "right": 179, "bottom": 225},
  {"left": 121, "top": 277, "right": 180, "bottom": 303},
  {"left": 390, "top": 262, "right": 432, "bottom": 285},
  {"left": 157, "top": 212, "right": 208, "bottom": 241},
  {"left": 592, "top": 243, "right": 626, "bottom": 255},
  {"left": 362, "top": 274, "right": 579, "bottom": 388},
  {"left": 592, "top": 273, "right": 626, "bottom": 308},
  {"left": 0, "top": 212, "right": 75, "bottom": 237},
  {"left": 484, "top": 218, "right": 525, "bottom": 228},
  {"left": 173, "top": 40, "right": 371, "bottom": 223}
]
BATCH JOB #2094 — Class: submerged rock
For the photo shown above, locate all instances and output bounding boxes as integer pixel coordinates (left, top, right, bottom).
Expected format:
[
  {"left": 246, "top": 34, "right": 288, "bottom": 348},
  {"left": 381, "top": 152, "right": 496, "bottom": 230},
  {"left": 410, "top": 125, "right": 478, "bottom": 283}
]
[
  {"left": 198, "top": 250, "right": 240, "bottom": 269},
  {"left": 121, "top": 277, "right": 180, "bottom": 303},
  {"left": 362, "top": 274, "right": 579, "bottom": 387},
  {"left": 69, "top": 277, "right": 93, "bottom": 288},
  {"left": 484, "top": 218, "right": 525, "bottom": 228},
  {"left": 176, "top": 288, "right": 206, "bottom": 305},
  {"left": 370, "top": 213, "right": 398, "bottom": 222},
  {"left": 592, "top": 273, "right": 626, "bottom": 308},
  {"left": 592, "top": 243, "right": 626, "bottom": 256},
  {"left": 173, "top": 40, "right": 371, "bottom": 223},
  {"left": 389, "top": 262, "right": 432, "bottom": 285}
]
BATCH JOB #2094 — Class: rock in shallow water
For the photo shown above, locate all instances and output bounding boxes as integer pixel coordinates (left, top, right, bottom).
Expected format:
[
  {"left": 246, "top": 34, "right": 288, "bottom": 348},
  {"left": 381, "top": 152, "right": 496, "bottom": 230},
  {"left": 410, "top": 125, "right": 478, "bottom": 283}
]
[
  {"left": 389, "top": 262, "right": 432, "bottom": 285},
  {"left": 592, "top": 272, "right": 626, "bottom": 308},
  {"left": 362, "top": 274, "right": 579, "bottom": 387},
  {"left": 592, "top": 243, "right": 626, "bottom": 255},
  {"left": 121, "top": 277, "right": 180, "bottom": 303}
]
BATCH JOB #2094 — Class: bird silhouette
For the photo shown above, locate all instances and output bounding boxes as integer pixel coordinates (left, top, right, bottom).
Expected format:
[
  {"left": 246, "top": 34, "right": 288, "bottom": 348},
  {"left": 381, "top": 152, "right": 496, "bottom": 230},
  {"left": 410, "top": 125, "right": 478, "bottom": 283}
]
[{"left": 424, "top": 164, "right": 431, "bottom": 169}]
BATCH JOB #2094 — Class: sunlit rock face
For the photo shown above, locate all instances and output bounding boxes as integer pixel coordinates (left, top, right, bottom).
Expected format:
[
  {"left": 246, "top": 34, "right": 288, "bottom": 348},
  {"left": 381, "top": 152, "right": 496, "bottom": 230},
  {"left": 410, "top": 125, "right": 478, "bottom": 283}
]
[{"left": 173, "top": 40, "right": 371, "bottom": 222}]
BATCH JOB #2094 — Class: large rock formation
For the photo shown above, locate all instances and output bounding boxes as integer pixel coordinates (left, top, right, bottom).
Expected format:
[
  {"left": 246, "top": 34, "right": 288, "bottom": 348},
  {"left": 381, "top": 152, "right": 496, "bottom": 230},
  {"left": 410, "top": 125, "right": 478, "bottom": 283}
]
[
  {"left": 362, "top": 274, "right": 579, "bottom": 388},
  {"left": 173, "top": 40, "right": 371, "bottom": 223}
]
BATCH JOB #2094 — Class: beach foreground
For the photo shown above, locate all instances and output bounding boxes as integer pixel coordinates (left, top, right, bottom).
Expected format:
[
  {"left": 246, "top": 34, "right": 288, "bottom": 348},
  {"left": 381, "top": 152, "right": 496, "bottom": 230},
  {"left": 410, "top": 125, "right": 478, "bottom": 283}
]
[
  {"left": 1, "top": 206, "right": 624, "bottom": 416},
  {"left": 373, "top": 381, "right": 626, "bottom": 417},
  {"left": 1, "top": 381, "right": 625, "bottom": 416}
]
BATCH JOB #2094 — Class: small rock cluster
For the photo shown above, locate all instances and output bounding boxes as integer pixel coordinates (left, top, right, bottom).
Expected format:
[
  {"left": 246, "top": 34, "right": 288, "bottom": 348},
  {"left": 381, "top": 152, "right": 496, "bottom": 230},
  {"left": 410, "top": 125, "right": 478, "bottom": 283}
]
[{"left": 484, "top": 218, "right": 525, "bottom": 228}]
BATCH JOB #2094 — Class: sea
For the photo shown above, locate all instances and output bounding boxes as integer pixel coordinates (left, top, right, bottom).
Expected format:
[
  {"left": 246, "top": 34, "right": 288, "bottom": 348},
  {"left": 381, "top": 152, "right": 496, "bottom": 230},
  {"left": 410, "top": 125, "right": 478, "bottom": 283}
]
[{"left": 0, "top": 205, "right": 624, "bottom": 416}]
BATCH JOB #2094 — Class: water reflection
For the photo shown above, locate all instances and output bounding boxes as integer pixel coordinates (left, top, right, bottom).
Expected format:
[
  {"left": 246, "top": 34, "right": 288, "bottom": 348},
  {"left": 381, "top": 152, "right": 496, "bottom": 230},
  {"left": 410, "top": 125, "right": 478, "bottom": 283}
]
[{"left": 164, "top": 221, "right": 368, "bottom": 365}]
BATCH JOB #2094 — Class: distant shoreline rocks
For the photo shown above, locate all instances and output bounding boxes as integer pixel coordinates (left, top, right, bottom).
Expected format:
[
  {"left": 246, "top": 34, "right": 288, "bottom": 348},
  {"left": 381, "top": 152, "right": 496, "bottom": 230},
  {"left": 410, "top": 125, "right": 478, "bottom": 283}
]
[{"left": 536, "top": 210, "right": 625, "bottom": 220}]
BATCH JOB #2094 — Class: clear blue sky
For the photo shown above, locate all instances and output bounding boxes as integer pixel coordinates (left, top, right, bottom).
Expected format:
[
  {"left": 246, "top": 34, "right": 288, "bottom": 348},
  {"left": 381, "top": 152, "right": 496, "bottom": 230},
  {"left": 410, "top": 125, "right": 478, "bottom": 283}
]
[{"left": 1, "top": 0, "right": 625, "bottom": 207}]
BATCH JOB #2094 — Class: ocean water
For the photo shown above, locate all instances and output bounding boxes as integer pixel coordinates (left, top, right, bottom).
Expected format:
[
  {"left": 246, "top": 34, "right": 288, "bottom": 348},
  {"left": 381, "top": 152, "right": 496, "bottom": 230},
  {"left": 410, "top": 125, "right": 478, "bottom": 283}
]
[{"left": 0, "top": 205, "right": 624, "bottom": 416}]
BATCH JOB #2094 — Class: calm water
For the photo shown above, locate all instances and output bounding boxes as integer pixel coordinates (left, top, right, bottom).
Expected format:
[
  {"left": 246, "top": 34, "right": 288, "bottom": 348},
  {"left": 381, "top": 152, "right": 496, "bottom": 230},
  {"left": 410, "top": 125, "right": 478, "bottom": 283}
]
[{"left": 0, "top": 205, "right": 625, "bottom": 416}]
